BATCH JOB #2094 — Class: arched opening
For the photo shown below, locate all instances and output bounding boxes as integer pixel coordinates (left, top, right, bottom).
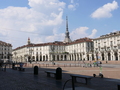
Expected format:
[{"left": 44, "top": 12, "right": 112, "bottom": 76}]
[
  {"left": 114, "top": 52, "right": 118, "bottom": 61},
  {"left": 80, "top": 54, "right": 82, "bottom": 60},
  {"left": 108, "top": 53, "right": 111, "bottom": 61},
  {"left": 96, "top": 53, "right": 98, "bottom": 60},
  {"left": 102, "top": 53, "right": 104, "bottom": 60},
  {"left": 61, "top": 55, "right": 63, "bottom": 61},
  {"left": 28, "top": 56, "right": 31, "bottom": 62},
  {"left": 40, "top": 55, "right": 42, "bottom": 61},
  {"left": 87, "top": 54, "right": 89, "bottom": 61},
  {"left": 92, "top": 54, "right": 94, "bottom": 61},
  {"left": 4, "top": 56, "right": 6, "bottom": 59},
  {"left": 36, "top": 55, "right": 38, "bottom": 61},
  {"left": 43, "top": 56, "right": 45, "bottom": 61},
  {"left": 7, "top": 55, "right": 10, "bottom": 59},
  {"left": 64, "top": 55, "right": 67, "bottom": 61},
  {"left": 46, "top": 55, "right": 48, "bottom": 61},
  {"left": 57, "top": 55, "right": 59, "bottom": 61}
]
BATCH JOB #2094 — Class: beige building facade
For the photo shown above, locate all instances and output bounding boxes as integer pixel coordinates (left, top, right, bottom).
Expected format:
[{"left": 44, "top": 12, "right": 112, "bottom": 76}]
[
  {"left": 12, "top": 31, "right": 120, "bottom": 62},
  {"left": 94, "top": 31, "right": 120, "bottom": 62},
  {"left": 12, "top": 37, "right": 93, "bottom": 62},
  {"left": 0, "top": 40, "right": 12, "bottom": 61},
  {"left": 12, "top": 17, "right": 120, "bottom": 62}
]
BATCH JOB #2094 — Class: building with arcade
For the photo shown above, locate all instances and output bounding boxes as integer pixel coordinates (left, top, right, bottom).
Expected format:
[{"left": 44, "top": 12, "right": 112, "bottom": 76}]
[{"left": 12, "top": 17, "right": 120, "bottom": 62}]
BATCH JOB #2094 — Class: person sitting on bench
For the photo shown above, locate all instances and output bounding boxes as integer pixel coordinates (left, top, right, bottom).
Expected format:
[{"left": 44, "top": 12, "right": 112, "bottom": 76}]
[{"left": 19, "top": 62, "right": 24, "bottom": 71}]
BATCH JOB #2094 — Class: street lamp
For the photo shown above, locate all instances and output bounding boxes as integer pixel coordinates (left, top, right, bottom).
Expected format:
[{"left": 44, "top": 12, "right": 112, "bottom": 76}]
[
  {"left": 29, "top": 47, "right": 34, "bottom": 63},
  {"left": 103, "top": 46, "right": 108, "bottom": 63},
  {"left": 89, "top": 53, "right": 92, "bottom": 61},
  {"left": 14, "top": 52, "right": 17, "bottom": 63},
  {"left": 51, "top": 45, "right": 55, "bottom": 64},
  {"left": 29, "top": 49, "right": 32, "bottom": 62}
]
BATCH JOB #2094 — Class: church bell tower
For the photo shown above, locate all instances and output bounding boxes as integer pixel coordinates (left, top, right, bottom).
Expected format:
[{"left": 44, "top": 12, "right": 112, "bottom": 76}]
[{"left": 27, "top": 37, "right": 31, "bottom": 45}]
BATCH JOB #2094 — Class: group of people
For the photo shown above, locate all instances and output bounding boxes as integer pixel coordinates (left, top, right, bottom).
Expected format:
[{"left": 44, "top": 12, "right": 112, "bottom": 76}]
[
  {"left": 93, "top": 61, "right": 102, "bottom": 67},
  {"left": 83, "top": 60, "right": 102, "bottom": 67},
  {"left": 12, "top": 62, "right": 24, "bottom": 69}
]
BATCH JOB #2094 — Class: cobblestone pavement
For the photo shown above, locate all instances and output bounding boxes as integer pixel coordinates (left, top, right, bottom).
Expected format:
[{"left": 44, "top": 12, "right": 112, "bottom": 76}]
[
  {"left": 0, "top": 69, "right": 61, "bottom": 90},
  {"left": 0, "top": 61, "right": 120, "bottom": 90}
]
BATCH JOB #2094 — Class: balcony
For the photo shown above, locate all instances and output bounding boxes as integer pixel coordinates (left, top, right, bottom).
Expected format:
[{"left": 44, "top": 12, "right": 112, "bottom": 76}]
[
  {"left": 101, "top": 47, "right": 104, "bottom": 49},
  {"left": 104, "top": 46, "right": 106, "bottom": 49},
  {"left": 106, "top": 49, "right": 111, "bottom": 52},
  {"left": 113, "top": 48, "right": 118, "bottom": 52},
  {"left": 110, "top": 44, "right": 113, "bottom": 47},
  {"left": 100, "top": 49, "right": 104, "bottom": 53},
  {"left": 117, "top": 43, "right": 120, "bottom": 46},
  {"left": 98, "top": 46, "right": 100, "bottom": 48},
  {"left": 94, "top": 50, "right": 99, "bottom": 53}
]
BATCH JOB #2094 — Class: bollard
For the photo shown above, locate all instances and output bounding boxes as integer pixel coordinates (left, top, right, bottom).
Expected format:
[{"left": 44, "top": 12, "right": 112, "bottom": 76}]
[
  {"left": 12, "top": 63, "right": 15, "bottom": 69},
  {"left": 56, "top": 67, "right": 62, "bottom": 80},
  {"left": 34, "top": 66, "right": 38, "bottom": 75},
  {"left": 4, "top": 65, "right": 6, "bottom": 72},
  {"left": 118, "top": 84, "right": 120, "bottom": 90}
]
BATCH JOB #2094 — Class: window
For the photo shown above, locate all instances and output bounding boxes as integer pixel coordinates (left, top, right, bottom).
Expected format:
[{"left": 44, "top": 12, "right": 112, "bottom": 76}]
[
  {"left": 104, "top": 42, "right": 106, "bottom": 46},
  {"left": 110, "top": 41, "right": 113, "bottom": 46},
  {"left": 118, "top": 46, "right": 120, "bottom": 49},
  {"left": 98, "top": 43, "right": 100, "bottom": 47}
]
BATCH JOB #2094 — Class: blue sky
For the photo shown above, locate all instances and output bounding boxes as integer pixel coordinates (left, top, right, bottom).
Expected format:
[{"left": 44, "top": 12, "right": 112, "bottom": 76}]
[{"left": 0, "top": 0, "right": 119, "bottom": 49}]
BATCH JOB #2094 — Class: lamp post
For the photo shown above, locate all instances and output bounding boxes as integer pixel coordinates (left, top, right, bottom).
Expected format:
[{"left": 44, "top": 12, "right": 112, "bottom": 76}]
[
  {"left": 74, "top": 50, "right": 76, "bottom": 61},
  {"left": 51, "top": 45, "right": 55, "bottom": 64},
  {"left": 104, "top": 46, "right": 108, "bottom": 63},
  {"left": 14, "top": 52, "right": 17, "bottom": 63},
  {"left": 40, "top": 48, "right": 42, "bottom": 61},
  {"left": 29, "top": 48, "right": 33, "bottom": 63},
  {"left": 89, "top": 52, "right": 92, "bottom": 61}
]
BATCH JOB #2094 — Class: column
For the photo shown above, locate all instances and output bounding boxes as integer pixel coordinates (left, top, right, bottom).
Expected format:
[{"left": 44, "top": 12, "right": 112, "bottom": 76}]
[
  {"left": 55, "top": 55, "right": 57, "bottom": 61},
  {"left": 59, "top": 55, "right": 61, "bottom": 61},
  {"left": 106, "top": 53, "right": 108, "bottom": 61},
  {"left": 118, "top": 52, "right": 119, "bottom": 61},
  {"left": 113, "top": 52, "right": 115, "bottom": 61}
]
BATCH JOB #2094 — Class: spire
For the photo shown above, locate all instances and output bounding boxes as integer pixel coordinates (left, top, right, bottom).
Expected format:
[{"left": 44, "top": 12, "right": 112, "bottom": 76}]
[
  {"left": 66, "top": 16, "right": 68, "bottom": 32},
  {"left": 63, "top": 16, "right": 72, "bottom": 43}
]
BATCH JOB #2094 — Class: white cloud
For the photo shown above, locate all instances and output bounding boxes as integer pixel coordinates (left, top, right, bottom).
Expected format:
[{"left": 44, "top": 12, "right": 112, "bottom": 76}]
[
  {"left": 71, "top": 0, "right": 74, "bottom": 3},
  {"left": 68, "top": 4, "right": 76, "bottom": 10},
  {"left": 0, "top": 0, "right": 66, "bottom": 48},
  {"left": 91, "top": 1, "right": 119, "bottom": 19},
  {"left": 70, "top": 27, "right": 97, "bottom": 40},
  {"left": 68, "top": 0, "right": 79, "bottom": 11},
  {"left": 88, "top": 29, "right": 97, "bottom": 38},
  {"left": 32, "top": 26, "right": 97, "bottom": 43}
]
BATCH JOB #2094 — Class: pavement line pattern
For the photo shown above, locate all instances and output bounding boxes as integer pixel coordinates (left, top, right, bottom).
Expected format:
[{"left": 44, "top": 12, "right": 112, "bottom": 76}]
[{"left": 67, "top": 70, "right": 119, "bottom": 72}]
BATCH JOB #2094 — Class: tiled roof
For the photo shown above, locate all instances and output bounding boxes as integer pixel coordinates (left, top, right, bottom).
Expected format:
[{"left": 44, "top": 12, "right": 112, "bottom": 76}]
[
  {"left": 68, "top": 37, "right": 92, "bottom": 45},
  {"left": 13, "top": 37, "right": 92, "bottom": 51},
  {"left": 94, "top": 31, "right": 120, "bottom": 40},
  {"left": 0, "top": 40, "right": 12, "bottom": 46}
]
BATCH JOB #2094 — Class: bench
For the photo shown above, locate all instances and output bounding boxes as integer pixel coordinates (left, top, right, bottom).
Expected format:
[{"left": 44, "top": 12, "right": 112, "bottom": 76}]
[
  {"left": 45, "top": 71, "right": 56, "bottom": 77},
  {"left": 70, "top": 74, "right": 92, "bottom": 85},
  {"left": 18, "top": 67, "right": 25, "bottom": 71},
  {"left": 13, "top": 67, "right": 19, "bottom": 70}
]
